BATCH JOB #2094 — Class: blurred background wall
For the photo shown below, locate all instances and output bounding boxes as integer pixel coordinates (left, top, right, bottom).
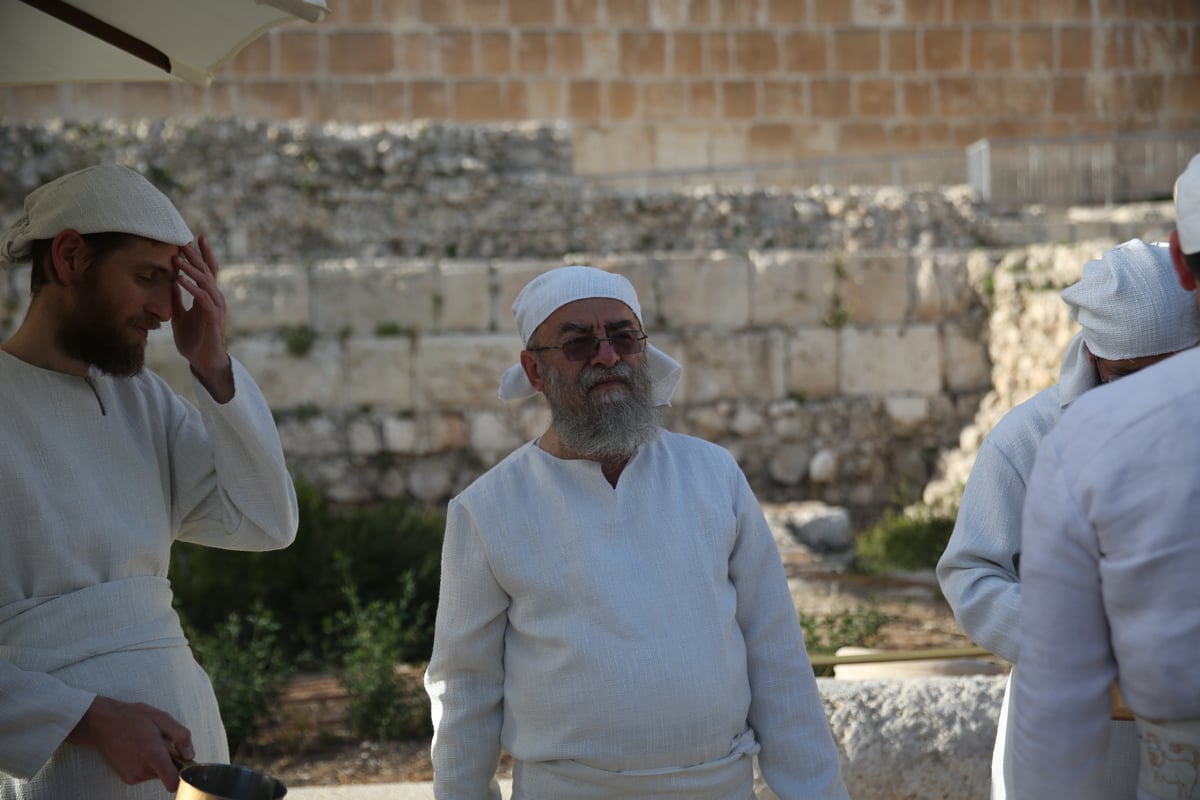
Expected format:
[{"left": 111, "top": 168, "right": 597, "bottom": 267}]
[{"left": 4, "top": 0, "right": 1198, "bottom": 177}]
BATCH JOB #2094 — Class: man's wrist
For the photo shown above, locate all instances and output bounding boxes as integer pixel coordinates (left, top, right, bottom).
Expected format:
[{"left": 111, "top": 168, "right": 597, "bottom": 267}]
[{"left": 190, "top": 355, "right": 235, "bottom": 403}]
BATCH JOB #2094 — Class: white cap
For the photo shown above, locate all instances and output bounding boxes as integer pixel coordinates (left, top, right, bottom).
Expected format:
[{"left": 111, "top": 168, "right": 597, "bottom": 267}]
[
  {"left": 497, "top": 265, "right": 682, "bottom": 405},
  {"left": 0, "top": 164, "right": 193, "bottom": 267},
  {"left": 1176, "top": 152, "right": 1200, "bottom": 255},
  {"left": 1057, "top": 239, "right": 1200, "bottom": 405}
]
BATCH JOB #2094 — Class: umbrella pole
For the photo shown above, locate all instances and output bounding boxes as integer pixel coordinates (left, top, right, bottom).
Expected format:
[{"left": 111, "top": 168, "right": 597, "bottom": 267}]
[{"left": 18, "top": 0, "right": 172, "bottom": 76}]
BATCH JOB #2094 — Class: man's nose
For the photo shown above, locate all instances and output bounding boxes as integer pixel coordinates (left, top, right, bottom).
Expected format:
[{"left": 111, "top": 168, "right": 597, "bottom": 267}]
[
  {"left": 146, "top": 285, "right": 173, "bottom": 322},
  {"left": 590, "top": 337, "right": 621, "bottom": 367}
]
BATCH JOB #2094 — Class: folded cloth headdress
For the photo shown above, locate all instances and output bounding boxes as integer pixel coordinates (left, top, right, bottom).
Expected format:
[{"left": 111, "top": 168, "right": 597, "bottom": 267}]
[
  {"left": 1177, "top": 152, "right": 1200, "bottom": 255},
  {"left": 498, "top": 265, "right": 683, "bottom": 406},
  {"left": 0, "top": 164, "right": 193, "bottom": 268},
  {"left": 1057, "top": 239, "right": 1200, "bottom": 406}
]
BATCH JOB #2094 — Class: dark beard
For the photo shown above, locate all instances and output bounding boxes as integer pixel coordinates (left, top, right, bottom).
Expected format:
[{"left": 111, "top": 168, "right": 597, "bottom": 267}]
[
  {"left": 543, "top": 359, "right": 662, "bottom": 460},
  {"left": 56, "top": 272, "right": 148, "bottom": 378}
]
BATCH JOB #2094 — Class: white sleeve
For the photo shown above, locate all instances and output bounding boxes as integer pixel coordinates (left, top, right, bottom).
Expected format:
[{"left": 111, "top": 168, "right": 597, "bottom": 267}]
[
  {"left": 171, "top": 357, "right": 299, "bottom": 551},
  {"left": 1010, "top": 431, "right": 1113, "bottom": 800},
  {"left": 728, "top": 471, "right": 849, "bottom": 800},
  {"left": 936, "top": 439, "right": 1025, "bottom": 663},
  {"left": 423, "top": 498, "right": 507, "bottom": 800},
  {"left": 0, "top": 660, "right": 95, "bottom": 778}
]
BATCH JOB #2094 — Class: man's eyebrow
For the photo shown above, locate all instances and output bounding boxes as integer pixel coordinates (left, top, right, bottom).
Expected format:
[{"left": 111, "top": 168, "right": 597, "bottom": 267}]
[
  {"left": 556, "top": 318, "right": 637, "bottom": 335},
  {"left": 134, "top": 261, "right": 178, "bottom": 277}
]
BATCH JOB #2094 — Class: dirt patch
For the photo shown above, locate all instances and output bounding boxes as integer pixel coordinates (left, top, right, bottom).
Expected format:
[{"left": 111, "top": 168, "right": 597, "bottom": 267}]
[{"left": 238, "top": 565, "right": 980, "bottom": 788}]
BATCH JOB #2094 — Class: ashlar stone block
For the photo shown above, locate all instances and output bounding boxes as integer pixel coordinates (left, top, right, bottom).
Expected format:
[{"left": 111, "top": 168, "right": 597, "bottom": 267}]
[
  {"left": 311, "top": 258, "right": 437, "bottom": 338},
  {"left": 415, "top": 333, "right": 520, "bottom": 410},
  {"left": 840, "top": 325, "right": 942, "bottom": 396},
  {"left": 683, "top": 330, "right": 786, "bottom": 402},
  {"left": 840, "top": 252, "right": 911, "bottom": 324},
  {"left": 342, "top": 338, "right": 415, "bottom": 408},
  {"left": 750, "top": 250, "right": 839, "bottom": 327},
  {"left": 230, "top": 336, "right": 341, "bottom": 408},
  {"left": 788, "top": 327, "right": 839, "bottom": 399},
  {"left": 943, "top": 318, "right": 993, "bottom": 392},
  {"left": 654, "top": 125, "right": 711, "bottom": 170},
  {"left": 220, "top": 262, "right": 310, "bottom": 335},
  {"left": 913, "top": 252, "right": 976, "bottom": 322},
  {"left": 435, "top": 259, "right": 491, "bottom": 332},
  {"left": 277, "top": 416, "right": 341, "bottom": 457},
  {"left": 347, "top": 416, "right": 382, "bottom": 455},
  {"left": 658, "top": 252, "right": 751, "bottom": 330}
]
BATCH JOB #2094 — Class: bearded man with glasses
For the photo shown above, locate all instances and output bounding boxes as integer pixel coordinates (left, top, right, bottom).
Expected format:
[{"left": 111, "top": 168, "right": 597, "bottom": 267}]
[{"left": 423, "top": 265, "right": 848, "bottom": 799}]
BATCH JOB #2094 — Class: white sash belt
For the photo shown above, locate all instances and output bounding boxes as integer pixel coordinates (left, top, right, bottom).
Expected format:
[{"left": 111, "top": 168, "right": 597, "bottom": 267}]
[
  {"left": 0, "top": 576, "right": 187, "bottom": 673},
  {"left": 510, "top": 727, "right": 760, "bottom": 799}
]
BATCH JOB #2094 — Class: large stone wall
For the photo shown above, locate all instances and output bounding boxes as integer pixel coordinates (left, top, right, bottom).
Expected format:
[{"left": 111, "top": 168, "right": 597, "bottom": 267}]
[
  {"left": 4, "top": 1, "right": 1198, "bottom": 178},
  {"left": 0, "top": 120, "right": 1179, "bottom": 524},
  {"left": 0, "top": 240, "right": 1161, "bottom": 525}
]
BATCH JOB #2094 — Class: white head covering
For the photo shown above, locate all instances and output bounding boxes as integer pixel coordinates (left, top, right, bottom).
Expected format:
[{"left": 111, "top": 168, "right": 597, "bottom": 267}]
[
  {"left": 498, "top": 265, "right": 683, "bottom": 406},
  {"left": 0, "top": 164, "right": 193, "bottom": 268},
  {"left": 1176, "top": 152, "right": 1200, "bottom": 255},
  {"left": 1057, "top": 239, "right": 1200, "bottom": 406}
]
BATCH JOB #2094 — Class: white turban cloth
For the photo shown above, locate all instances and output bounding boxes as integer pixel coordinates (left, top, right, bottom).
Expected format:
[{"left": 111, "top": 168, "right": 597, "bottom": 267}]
[
  {"left": 1176, "top": 151, "right": 1200, "bottom": 255},
  {"left": 498, "top": 265, "right": 683, "bottom": 406},
  {"left": 0, "top": 164, "right": 193, "bottom": 268},
  {"left": 1057, "top": 239, "right": 1200, "bottom": 406}
]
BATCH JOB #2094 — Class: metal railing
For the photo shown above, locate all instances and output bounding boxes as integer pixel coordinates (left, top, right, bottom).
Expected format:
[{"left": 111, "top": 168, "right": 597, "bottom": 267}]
[
  {"left": 966, "top": 131, "right": 1200, "bottom": 209},
  {"left": 580, "top": 131, "right": 1200, "bottom": 210},
  {"left": 581, "top": 148, "right": 967, "bottom": 193}
]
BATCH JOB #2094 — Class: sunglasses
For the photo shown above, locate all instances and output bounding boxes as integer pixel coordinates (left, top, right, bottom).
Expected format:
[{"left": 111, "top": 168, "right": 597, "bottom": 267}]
[{"left": 527, "top": 331, "right": 648, "bottom": 362}]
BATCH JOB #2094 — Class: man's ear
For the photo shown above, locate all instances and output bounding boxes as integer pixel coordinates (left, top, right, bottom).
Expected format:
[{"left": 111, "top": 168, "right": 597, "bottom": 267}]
[
  {"left": 520, "top": 350, "right": 547, "bottom": 393},
  {"left": 1170, "top": 231, "right": 1197, "bottom": 291},
  {"left": 49, "top": 230, "right": 88, "bottom": 286}
]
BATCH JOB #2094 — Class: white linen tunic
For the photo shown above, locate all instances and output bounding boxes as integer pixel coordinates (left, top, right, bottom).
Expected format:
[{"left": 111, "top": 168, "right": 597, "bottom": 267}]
[
  {"left": 1013, "top": 346, "right": 1200, "bottom": 799},
  {"left": 937, "top": 383, "right": 1139, "bottom": 799},
  {"left": 424, "top": 432, "right": 847, "bottom": 800},
  {"left": 0, "top": 352, "right": 299, "bottom": 799}
]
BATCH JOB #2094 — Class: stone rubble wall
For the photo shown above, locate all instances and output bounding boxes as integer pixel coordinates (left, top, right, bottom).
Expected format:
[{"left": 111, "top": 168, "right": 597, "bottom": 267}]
[
  {"left": 0, "top": 120, "right": 1178, "bottom": 525},
  {"left": 0, "top": 240, "right": 1144, "bottom": 527},
  {"left": 0, "top": 120, "right": 988, "bottom": 261}
]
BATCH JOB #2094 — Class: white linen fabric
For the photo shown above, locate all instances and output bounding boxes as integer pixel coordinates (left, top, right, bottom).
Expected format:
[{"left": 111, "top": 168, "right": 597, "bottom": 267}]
[
  {"left": 936, "top": 385, "right": 1139, "bottom": 799},
  {"left": 1177, "top": 152, "right": 1200, "bottom": 255},
  {"left": 0, "top": 165, "right": 193, "bottom": 268},
  {"left": 424, "top": 431, "right": 847, "bottom": 799},
  {"left": 1013, "top": 346, "right": 1200, "bottom": 800},
  {"left": 496, "top": 265, "right": 682, "bottom": 406},
  {"left": 0, "top": 353, "right": 299, "bottom": 799},
  {"left": 1057, "top": 240, "right": 1199, "bottom": 403},
  {"left": 937, "top": 238, "right": 1198, "bottom": 798}
]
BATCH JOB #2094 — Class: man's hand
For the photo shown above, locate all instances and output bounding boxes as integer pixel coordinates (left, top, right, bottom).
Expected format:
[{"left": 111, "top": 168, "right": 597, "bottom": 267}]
[
  {"left": 66, "top": 695, "right": 193, "bottom": 792},
  {"left": 172, "top": 235, "right": 234, "bottom": 402}
]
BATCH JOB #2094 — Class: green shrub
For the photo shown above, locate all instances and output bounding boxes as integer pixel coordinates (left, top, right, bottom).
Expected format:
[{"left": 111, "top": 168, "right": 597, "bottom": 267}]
[
  {"left": 853, "top": 506, "right": 956, "bottom": 575},
  {"left": 170, "top": 480, "right": 445, "bottom": 666},
  {"left": 334, "top": 582, "right": 433, "bottom": 740},
  {"left": 800, "top": 603, "right": 892, "bottom": 677},
  {"left": 184, "top": 604, "right": 292, "bottom": 755}
]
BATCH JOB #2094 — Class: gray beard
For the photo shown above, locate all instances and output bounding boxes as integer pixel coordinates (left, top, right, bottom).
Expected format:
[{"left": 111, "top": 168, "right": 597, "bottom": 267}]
[{"left": 543, "top": 359, "right": 662, "bottom": 461}]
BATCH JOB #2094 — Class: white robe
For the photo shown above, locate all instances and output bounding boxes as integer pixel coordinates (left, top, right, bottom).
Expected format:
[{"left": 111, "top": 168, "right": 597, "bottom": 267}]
[
  {"left": 937, "top": 384, "right": 1138, "bottom": 799},
  {"left": 0, "top": 352, "right": 298, "bottom": 799},
  {"left": 1013, "top": 346, "right": 1200, "bottom": 799},
  {"left": 424, "top": 431, "right": 847, "bottom": 800}
]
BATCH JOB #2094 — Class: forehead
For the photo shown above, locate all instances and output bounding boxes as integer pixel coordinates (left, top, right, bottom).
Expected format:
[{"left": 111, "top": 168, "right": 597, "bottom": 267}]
[
  {"left": 94, "top": 236, "right": 180, "bottom": 270},
  {"left": 536, "top": 297, "right": 639, "bottom": 336}
]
